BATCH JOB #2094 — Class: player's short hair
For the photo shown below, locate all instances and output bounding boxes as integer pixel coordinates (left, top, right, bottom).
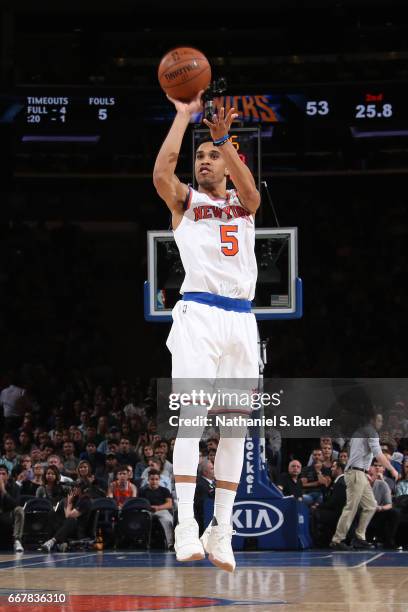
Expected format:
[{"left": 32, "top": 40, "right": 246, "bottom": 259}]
[
  {"left": 195, "top": 136, "right": 213, "bottom": 152},
  {"left": 147, "top": 469, "right": 160, "bottom": 478}
]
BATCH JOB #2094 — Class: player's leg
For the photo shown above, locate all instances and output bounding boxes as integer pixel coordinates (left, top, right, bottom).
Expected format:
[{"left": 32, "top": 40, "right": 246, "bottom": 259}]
[
  {"left": 201, "top": 310, "right": 259, "bottom": 571},
  {"left": 167, "top": 300, "right": 220, "bottom": 561}
]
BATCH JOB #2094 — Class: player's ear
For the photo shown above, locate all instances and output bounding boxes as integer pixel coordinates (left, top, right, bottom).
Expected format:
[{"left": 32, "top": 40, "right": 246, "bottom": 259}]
[{"left": 224, "top": 167, "right": 229, "bottom": 177}]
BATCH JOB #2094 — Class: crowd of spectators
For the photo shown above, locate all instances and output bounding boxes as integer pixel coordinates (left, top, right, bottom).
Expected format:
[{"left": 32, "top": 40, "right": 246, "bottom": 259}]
[
  {"left": 1, "top": 368, "right": 408, "bottom": 552},
  {"left": 0, "top": 374, "right": 224, "bottom": 552},
  {"left": 277, "top": 435, "right": 408, "bottom": 550}
]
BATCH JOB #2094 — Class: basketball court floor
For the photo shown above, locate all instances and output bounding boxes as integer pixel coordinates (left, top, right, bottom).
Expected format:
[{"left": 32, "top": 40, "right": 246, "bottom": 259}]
[{"left": 0, "top": 550, "right": 407, "bottom": 611}]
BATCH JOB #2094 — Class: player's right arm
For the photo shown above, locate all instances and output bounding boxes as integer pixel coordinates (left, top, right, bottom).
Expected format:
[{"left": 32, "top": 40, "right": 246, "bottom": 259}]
[{"left": 153, "top": 92, "right": 203, "bottom": 225}]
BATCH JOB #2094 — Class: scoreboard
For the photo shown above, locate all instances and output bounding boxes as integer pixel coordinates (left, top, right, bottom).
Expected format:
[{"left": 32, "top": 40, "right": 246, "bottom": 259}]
[
  {"left": 25, "top": 95, "right": 115, "bottom": 125},
  {"left": 1, "top": 82, "right": 407, "bottom": 136}
]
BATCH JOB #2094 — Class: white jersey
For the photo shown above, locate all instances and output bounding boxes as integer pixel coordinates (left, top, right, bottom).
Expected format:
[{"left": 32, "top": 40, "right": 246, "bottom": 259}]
[{"left": 173, "top": 187, "right": 257, "bottom": 300}]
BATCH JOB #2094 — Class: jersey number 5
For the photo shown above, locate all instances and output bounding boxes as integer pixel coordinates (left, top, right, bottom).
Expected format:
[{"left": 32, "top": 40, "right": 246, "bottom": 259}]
[{"left": 220, "top": 225, "right": 239, "bottom": 256}]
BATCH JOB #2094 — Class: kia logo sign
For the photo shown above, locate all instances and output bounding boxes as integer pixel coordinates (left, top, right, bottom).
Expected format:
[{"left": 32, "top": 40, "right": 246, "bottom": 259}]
[{"left": 232, "top": 501, "right": 284, "bottom": 537}]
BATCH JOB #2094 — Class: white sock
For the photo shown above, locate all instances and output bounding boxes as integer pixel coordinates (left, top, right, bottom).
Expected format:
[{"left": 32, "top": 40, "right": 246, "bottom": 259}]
[
  {"left": 214, "top": 488, "right": 236, "bottom": 525},
  {"left": 176, "top": 482, "right": 196, "bottom": 522}
]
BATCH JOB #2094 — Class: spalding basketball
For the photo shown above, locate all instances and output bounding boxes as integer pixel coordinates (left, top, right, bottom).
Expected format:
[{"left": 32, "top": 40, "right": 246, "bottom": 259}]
[{"left": 158, "top": 47, "right": 211, "bottom": 102}]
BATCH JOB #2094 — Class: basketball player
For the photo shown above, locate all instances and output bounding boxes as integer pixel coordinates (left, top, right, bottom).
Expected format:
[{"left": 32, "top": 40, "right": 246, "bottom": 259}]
[{"left": 153, "top": 91, "right": 260, "bottom": 572}]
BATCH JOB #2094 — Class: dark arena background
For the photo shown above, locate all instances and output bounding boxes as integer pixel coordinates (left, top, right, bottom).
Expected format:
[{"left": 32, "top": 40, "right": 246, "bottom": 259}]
[{"left": 0, "top": 1, "right": 408, "bottom": 610}]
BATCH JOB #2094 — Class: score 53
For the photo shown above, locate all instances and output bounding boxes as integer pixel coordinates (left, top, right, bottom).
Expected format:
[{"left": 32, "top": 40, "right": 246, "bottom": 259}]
[{"left": 305, "top": 100, "right": 330, "bottom": 116}]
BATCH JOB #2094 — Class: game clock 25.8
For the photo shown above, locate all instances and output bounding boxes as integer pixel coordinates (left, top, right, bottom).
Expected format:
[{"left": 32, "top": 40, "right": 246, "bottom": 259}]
[{"left": 355, "top": 103, "right": 393, "bottom": 119}]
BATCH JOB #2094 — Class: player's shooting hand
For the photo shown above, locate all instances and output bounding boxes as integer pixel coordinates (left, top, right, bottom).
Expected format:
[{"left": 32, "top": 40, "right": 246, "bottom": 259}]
[
  {"left": 202, "top": 106, "right": 239, "bottom": 140},
  {"left": 167, "top": 90, "right": 204, "bottom": 116}
]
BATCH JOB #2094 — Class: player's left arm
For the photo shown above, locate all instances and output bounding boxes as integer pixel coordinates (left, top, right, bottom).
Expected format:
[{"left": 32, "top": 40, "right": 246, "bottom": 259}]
[{"left": 203, "top": 107, "right": 260, "bottom": 214}]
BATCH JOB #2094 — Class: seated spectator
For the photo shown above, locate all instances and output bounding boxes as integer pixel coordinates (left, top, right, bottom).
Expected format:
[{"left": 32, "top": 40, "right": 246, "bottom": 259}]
[
  {"left": 36, "top": 465, "right": 66, "bottom": 507},
  {"left": 97, "top": 426, "right": 121, "bottom": 455},
  {"left": 41, "top": 485, "right": 93, "bottom": 553},
  {"left": 78, "top": 411, "right": 90, "bottom": 435},
  {"left": 396, "top": 459, "right": 408, "bottom": 497},
  {"left": 134, "top": 444, "right": 154, "bottom": 478},
  {"left": 381, "top": 443, "right": 402, "bottom": 479},
  {"left": 116, "top": 438, "right": 139, "bottom": 470},
  {"left": 265, "top": 428, "right": 282, "bottom": 482},
  {"left": 41, "top": 443, "right": 56, "bottom": 463},
  {"left": 194, "top": 459, "right": 215, "bottom": 535},
  {"left": 47, "top": 455, "right": 73, "bottom": 484},
  {"left": 301, "top": 449, "right": 331, "bottom": 505},
  {"left": 152, "top": 442, "right": 173, "bottom": 478},
  {"left": 61, "top": 429, "right": 71, "bottom": 445},
  {"left": 84, "top": 425, "right": 99, "bottom": 446},
  {"left": 62, "top": 441, "right": 79, "bottom": 480},
  {"left": 123, "top": 397, "right": 146, "bottom": 420},
  {"left": 18, "top": 454, "right": 33, "bottom": 480},
  {"left": 310, "top": 461, "right": 347, "bottom": 546},
  {"left": 133, "top": 431, "right": 150, "bottom": 456},
  {"left": 321, "top": 443, "right": 335, "bottom": 469},
  {"left": 141, "top": 457, "right": 172, "bottom": 491},
  {"left": 206, "top": 437, "right": 219, "bottom": 453},
  {"left": 367, "top": 461, "right": 400, "bottom": 549},
  {"left": 95, "top": 416, "right": 109, "bottom": 445},
  {"left": 76, "top": 460, "right": 106, "bottom": 497},
  {"left": 307, "top": 438, "right": 339, "bottom": 466},
  {"left": 139, "top": 469, "right": 174, "bottom": 548},
  {"left": 0, "top": 465, "right": 24, "bottom": 552},
  {"left": 278, "top": 460, "right": 303, "bottom": 499},
  {"left": 208, "top": 447, "right": 217, "bottom": 463},
  {"left": 30, "top": 447, "right": 44, "bottom": 467},
  {"left": 71, "top": 429, "right": 85, "bottom": 454},
  {"left": 48, "top": 415, "right": 65, "bottom": 440},
  {"left": 158, "top": 439, "right": 170, "bottom": 458},
  {"left": 17, "top": 431, "right": 33, "bottom": 455},
  {"left": 95, "top": 452, "right": 119, "bottom": 489},
  {"left": 376, "top": 444, "right": 399, "bottom": 494},
  {"left": 37, "top": 431, "right": 52, "bottom": 449},
  {"left": 168, "top": 437, "right": 176, "bottom": 463},
  {"left": 125, "top": 464, "right": 138, "bottom": 486},
  {"left": 50, "top": 430, "right": 64, "bottom": 452},
  {"left": 108, "top": 465, "right": 137, "bottom": 508},
  {"left": 14, "top": 457, "right": 41, "bottom": 496},
  {"left": 31, "top": 462, "right": 46, "bottom": 490},
  {"left": 80, "top": 441, "right": 105, "bottom": 473},
  {"left": 339, "top": 449, "right": 349, "bottom": 465},
  {"left": 1, "top": 437, "right": 20, "bottom": 472}
]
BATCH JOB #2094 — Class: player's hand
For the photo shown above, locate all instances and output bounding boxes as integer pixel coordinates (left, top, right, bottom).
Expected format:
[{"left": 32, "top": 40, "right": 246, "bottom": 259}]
[
  {"left": 203, "top": 106, "right": 239, "bottom": 140},
  {"left": 390, "top": 467, "right": 399, "bottom": 480},
  {"left": 167, "top": 90, "right": 204, "bottom": 116}
]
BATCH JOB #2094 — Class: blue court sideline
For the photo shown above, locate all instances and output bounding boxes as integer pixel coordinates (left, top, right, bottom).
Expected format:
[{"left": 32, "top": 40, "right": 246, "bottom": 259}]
[{"left": 1, "top": 550, "right": 407, "bottom": 570}]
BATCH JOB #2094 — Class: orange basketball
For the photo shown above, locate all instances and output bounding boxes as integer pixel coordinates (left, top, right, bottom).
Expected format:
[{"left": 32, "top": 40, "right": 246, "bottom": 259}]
[{"left": 158, "top": 47, "right": 211, "bottom": 103}]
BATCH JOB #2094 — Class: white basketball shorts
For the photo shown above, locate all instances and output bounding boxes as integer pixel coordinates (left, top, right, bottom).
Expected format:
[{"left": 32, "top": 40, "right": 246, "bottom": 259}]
[{"left": 166, "top": 298, "right": 259, "bottom": 379}]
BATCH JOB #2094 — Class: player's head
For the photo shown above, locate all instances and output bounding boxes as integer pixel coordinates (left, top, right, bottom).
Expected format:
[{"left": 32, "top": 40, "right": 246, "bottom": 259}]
[{"left": 195, "top": 140, "right": 229, "bottom": 189}]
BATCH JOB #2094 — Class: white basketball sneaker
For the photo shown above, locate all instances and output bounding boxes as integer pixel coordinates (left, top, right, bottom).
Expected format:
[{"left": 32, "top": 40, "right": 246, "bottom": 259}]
[
  {"left": 174, "top": 518, "right": 205, "bottom": 562},
  {"left": 200, "top": 520, "right": 236, "bottom": 572}
]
